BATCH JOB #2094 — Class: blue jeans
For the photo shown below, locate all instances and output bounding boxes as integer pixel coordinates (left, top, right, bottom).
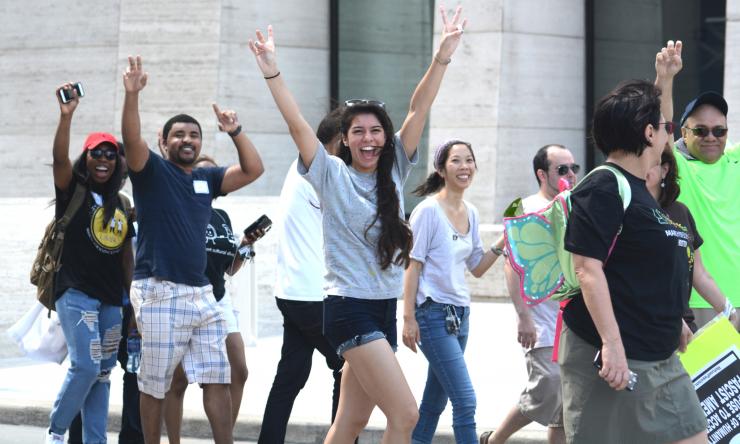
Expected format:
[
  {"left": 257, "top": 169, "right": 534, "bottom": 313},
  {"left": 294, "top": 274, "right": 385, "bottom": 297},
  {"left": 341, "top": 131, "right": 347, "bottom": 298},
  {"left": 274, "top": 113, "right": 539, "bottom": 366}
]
[
  {"left": 412, "top": 300, "right": 476, "bottom": 444},
  {"left": 50, "top": 288, "right": 121, "bottom": 444}
]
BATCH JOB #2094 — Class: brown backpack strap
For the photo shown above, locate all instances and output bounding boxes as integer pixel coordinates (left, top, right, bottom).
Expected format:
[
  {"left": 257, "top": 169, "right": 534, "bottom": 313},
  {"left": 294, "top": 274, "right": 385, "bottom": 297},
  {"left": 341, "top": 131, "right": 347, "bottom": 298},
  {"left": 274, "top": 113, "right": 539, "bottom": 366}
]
[{"left": 57, "top": 183, "right": 87, "bottom": 232}]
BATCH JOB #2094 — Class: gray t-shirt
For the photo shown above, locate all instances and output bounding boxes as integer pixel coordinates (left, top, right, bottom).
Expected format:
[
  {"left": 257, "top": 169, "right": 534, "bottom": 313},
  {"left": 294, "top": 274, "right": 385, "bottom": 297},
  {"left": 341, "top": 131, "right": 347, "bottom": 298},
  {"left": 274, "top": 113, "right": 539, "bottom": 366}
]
[
  {"left": 298, "top": 133, "right": 418, "bottom": 299},
  {"left": 409, "top": 197, "right": 484, "bottom": 307}
]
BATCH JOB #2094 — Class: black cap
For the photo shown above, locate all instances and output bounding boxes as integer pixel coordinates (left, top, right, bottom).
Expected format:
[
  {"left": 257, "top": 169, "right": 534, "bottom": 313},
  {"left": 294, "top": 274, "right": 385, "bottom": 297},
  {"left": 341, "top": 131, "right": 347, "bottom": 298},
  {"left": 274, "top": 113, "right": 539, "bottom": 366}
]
[{"left": 680, "top": 92, "right": 728, "bottom": 126}]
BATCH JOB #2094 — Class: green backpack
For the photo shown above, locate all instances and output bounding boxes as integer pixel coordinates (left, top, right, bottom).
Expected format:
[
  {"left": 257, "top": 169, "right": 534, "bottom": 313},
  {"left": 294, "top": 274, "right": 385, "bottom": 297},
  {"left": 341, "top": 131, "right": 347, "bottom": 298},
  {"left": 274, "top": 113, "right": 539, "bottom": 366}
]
[{"left": 503, "top": 165, "right": 632, "bottom": 305}]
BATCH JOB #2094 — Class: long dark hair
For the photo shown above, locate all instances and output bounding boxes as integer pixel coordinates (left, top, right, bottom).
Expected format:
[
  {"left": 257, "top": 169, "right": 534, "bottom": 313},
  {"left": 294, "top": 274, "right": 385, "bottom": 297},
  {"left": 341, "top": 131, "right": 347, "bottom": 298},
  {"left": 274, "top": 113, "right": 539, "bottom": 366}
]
[
  {"left": 413, "top": 139, "right": 475, "bottom": 196},
  {"left": 339, "top": 104, "right": 412, "bottom": 270},
  {"left": 659, "top": 149, "right": 680, "bottom": 208},
  {"left": 71, "top": 148, "right": 125, "bottom": 229}
]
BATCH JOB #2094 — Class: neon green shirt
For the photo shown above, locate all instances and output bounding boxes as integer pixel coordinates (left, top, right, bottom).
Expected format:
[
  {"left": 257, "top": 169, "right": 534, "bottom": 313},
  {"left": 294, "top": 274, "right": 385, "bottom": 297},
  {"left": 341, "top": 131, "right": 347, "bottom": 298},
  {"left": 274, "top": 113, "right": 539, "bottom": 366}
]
[{"left": 674, "top": 141, "right": 740, "bottom": 308}]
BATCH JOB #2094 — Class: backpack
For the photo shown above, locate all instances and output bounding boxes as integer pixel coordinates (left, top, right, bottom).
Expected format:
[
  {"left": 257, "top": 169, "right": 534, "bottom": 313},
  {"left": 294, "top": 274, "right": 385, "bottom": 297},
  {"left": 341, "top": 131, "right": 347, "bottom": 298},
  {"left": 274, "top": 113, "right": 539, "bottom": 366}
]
[
  {"left": 30, "top": 185, "right": 132, "bottom": 311},
  {"left": 503, "top": 165, "right": 632, "bottom": 306}
]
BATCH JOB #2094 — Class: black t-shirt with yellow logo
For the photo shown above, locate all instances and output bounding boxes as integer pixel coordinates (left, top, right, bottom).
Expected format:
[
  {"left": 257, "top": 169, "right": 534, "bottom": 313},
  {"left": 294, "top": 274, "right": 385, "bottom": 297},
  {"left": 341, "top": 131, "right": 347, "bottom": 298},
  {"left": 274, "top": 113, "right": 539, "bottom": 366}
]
[{"left": 54, "top": 180, "right": 134, "bottom": 306}]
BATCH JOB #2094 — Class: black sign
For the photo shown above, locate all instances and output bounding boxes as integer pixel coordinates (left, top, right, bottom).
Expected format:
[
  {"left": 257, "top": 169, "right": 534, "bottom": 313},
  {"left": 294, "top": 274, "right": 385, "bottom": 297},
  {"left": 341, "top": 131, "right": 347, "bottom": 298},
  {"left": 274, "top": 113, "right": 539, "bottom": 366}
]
[{"left": 692, "top": 348, "right": 740, "bottom": 444}]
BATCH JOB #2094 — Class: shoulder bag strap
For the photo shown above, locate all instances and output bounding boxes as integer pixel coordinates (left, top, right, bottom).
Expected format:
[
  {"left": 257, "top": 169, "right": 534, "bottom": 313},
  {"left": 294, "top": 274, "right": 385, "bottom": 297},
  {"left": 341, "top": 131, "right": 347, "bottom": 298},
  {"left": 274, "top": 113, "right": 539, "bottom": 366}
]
[{"left": 57, "top": 183, "right": 87, "bottom": 232}]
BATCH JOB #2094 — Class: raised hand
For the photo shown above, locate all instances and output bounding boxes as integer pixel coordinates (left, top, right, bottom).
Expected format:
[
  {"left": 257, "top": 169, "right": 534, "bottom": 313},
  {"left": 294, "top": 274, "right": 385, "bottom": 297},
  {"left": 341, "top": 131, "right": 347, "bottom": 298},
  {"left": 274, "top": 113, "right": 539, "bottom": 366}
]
[
  {"left": 56, "top": 83, "right": 79, "bottom": 115},
  {"left": 437, "top": 4, "right": 467, "bottom": 61},
  {"left": 212, "top": 103, "right": 240, "bottom": 134},
  {"left": 655, "top": 40, "right": 682, "bottom": 80},
  {"left": 248, "top": 25, "right": 278, "bottom": 77},
  {"left": 123, "top": 55, "right": 148, "bottom": 93}
]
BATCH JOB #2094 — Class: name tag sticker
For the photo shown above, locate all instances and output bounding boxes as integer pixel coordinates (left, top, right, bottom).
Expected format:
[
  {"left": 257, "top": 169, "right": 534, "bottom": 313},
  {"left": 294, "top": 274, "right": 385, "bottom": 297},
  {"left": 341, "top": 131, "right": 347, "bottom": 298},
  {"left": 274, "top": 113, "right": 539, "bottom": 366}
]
[{"left": 193, "top": 180, "right": 210, "bottom": 194}]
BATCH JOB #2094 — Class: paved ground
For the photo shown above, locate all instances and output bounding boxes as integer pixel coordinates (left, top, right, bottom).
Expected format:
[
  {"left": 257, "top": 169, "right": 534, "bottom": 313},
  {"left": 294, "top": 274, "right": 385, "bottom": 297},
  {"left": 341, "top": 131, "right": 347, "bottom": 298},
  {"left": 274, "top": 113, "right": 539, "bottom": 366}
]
[
  {"left": 0, "top": 423, "right": 257, "bottom": 444},
  {"left": 0, "top": 197, "right": 546, "bottom": 442},
  {"left": 1, "top": 301, "right": 546, "bottom": 443}
]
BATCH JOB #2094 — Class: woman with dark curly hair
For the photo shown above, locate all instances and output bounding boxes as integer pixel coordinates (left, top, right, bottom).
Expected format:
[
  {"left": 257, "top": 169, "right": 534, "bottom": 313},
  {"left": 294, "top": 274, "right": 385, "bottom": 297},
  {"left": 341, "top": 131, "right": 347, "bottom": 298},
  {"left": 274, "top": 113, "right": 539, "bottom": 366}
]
[
  {"left": 46, "top": 83, "right": 134, "bottom": 444},
  {"left": 249, "top": 6, "right": 466, "bottom": 442},
  {"left": 645, "top": 149, "right": 738, "bottom": 332}
]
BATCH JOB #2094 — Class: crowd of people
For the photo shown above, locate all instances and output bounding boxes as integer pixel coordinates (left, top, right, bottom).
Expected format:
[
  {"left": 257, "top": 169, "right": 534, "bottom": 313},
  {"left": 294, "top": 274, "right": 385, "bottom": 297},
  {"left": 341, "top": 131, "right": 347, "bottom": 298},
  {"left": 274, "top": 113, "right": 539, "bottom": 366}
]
[{"left": 39, "top": 5, "right": 740, "bottom": 444}]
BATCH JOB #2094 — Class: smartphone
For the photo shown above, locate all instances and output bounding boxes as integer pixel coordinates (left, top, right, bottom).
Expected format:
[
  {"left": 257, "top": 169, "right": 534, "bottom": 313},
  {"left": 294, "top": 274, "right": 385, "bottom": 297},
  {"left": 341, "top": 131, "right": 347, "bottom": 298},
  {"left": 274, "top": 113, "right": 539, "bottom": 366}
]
[
  {"left": 58, "top": 82, "right": 85, "bottom": 103},
  {"left": 243, "top": 214, "right": 272, "bottom": 239},
  {"left": 593, "top": 350, "right": 638, "bottom": 391}
]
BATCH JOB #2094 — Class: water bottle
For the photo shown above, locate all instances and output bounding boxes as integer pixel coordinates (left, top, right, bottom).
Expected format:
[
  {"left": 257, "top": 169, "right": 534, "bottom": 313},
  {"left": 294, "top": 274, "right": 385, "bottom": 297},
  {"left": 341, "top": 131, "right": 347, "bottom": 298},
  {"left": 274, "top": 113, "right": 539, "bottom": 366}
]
[{"left": 126, "top": 330, "right": 141, "bottom": 374}]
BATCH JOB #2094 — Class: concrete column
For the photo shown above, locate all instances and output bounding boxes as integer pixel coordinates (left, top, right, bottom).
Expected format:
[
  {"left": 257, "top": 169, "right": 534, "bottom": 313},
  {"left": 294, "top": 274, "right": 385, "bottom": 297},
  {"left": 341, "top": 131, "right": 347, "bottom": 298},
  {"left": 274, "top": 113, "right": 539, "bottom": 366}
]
[
  {"left": 429, "top": 0, "right": 586, "bottom": 224},
  {"left": 428, "top": 0, "right": 585, "bottom": 298},
  {"left": 725, "top": 1, "right": 740, "bottom": 134}
]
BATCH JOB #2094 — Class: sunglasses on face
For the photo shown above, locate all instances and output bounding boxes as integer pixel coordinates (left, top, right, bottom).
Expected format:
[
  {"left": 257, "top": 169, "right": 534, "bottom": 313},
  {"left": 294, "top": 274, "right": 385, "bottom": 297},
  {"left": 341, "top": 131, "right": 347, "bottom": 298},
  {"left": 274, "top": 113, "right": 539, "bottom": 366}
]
[
  {"left": 89, "top": 148, "right": 117, "bottom": 161},
  {"left": 344, "top": 99, "right": 386, "bottom": 109},
  {"left": 555, "top": 163, "right": 580, "bottom": 176},
  {"left": 683, "top": 126, "right": 728, "bottom": 138},
  {"left": 659, "top": 121, "right": 676, "bottom": 134}
]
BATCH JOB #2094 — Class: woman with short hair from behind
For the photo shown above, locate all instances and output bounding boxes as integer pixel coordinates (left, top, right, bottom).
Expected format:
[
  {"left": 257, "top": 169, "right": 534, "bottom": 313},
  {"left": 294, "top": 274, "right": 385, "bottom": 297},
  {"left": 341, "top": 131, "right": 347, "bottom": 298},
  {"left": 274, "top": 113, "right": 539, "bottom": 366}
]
[{"left": 559, "top": 78, "right": 707, "bottom": 443}]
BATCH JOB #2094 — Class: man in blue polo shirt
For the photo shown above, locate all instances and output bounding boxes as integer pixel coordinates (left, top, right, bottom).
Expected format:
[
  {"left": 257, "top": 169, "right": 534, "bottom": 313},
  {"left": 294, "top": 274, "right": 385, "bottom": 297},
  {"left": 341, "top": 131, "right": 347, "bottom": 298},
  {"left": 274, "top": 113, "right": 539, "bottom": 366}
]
[{"left": 121, "top": 55, "right": 264, "bottom": 444}]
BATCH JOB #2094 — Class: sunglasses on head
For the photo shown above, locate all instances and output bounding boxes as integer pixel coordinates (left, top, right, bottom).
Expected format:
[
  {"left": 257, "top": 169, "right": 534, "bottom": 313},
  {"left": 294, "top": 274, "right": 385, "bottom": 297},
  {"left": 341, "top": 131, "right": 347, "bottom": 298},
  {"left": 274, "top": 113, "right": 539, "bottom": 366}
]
[
  {"left": 555, "top": 164, "right": 580, "bottom": 176},
  {"left": 89, "top": 148, "right": 117, "bottom": 161},
  {"left": 344, "top": 99, "right": 386, "bottom": 109},
  {"left": 683, "top": 126, "right": 728, "bottom": 138}
]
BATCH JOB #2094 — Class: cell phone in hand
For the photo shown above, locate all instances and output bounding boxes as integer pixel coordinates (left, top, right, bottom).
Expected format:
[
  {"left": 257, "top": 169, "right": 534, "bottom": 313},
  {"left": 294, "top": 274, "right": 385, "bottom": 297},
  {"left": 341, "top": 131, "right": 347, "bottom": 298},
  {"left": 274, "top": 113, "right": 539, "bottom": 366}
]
[
  {"left": 58, "top": 82, "right": 85, "bottom": 103},
  {"left": 243, "top": 214, "right": 272, "bottom": 240},
  {"left": 593, "top": 350, "right": 638, "bottom": 391}
]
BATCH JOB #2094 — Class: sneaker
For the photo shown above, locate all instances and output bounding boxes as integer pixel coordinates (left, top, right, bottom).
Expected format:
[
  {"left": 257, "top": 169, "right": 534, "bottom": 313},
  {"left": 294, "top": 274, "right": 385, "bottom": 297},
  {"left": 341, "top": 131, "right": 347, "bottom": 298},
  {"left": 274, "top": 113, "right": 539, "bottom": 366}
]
[{"left": 45, "top": 429, "right": 64, "bottom": 443}]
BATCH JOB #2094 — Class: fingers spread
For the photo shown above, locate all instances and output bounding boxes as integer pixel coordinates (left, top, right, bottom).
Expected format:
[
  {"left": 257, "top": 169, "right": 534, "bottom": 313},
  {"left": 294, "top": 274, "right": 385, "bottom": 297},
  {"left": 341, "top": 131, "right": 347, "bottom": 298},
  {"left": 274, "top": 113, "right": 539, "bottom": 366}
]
[{"left": 439, "top": 4, "right": 449, "bottom": 26}]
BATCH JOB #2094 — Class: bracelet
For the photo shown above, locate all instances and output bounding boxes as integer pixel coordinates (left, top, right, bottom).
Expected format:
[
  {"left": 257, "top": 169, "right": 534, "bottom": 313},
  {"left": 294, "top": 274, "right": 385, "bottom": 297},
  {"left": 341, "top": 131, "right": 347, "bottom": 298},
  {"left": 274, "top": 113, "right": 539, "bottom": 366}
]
[
  {"left": 264, "top": 71, "right": 281, "bottom": 80},
  {"left": 228, "top": 125, "right": 242, "bottom": 137},
  {"left": 722, "top": 299, "right": 735, "bottom": 318},
  {"left": 491, "top": 245, "right": 504, "bottom": 256},
  {"left": 433, "top": 54, "right": 451, "bottom": 65}
]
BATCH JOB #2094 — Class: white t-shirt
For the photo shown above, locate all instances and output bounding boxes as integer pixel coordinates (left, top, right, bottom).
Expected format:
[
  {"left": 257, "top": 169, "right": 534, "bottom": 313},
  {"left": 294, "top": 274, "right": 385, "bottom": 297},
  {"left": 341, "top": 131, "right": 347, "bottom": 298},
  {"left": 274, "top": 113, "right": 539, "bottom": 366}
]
[
  {"left": 519, "top": 193, "right": 560, "bottom": 349},
  {"left": 274, "top": 160, "right": 326, "bottom": 301},
  {"left": 409, "top": 197, "right": 485, "bottom": 307}
]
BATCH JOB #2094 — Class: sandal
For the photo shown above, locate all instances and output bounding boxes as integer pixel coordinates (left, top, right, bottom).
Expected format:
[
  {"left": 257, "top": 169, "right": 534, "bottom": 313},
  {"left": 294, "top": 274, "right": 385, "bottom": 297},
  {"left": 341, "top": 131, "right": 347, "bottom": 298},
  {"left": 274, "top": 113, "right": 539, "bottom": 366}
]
[{"left": 479, "top": 430, "right": 494, "bottom": 444}]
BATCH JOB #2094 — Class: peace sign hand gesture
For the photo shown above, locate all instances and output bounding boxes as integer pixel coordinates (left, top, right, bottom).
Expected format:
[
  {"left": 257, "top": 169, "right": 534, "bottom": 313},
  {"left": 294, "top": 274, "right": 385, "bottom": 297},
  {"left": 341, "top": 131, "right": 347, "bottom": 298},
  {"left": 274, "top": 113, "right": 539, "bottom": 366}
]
[
  {"left": 212, "top": 103, "right": 240, "bottom": 134},
  {"left": 437, "top": 4, "right": 467, "bottom": 61},
  {"left": 655, "top": 40, "right": 682, "bottom": 80},
  {"left": 123, "top": 55, "right": 148, "bottom": 93},
  {"left": 248, "top": 25, "right": 279, "bottom": 78}
]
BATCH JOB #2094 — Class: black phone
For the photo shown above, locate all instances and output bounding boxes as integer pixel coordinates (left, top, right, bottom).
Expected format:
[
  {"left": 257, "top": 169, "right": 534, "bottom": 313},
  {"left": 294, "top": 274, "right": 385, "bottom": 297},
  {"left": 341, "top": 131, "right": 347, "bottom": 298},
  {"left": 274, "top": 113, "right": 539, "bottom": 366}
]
[
  {"left": 243, "top": 214, "right": 272, "bottom": 239},
  {"left": 58, "top": 82, "right": 85, "bottom": 103},
  {"left": 593, "top": 350, "right": 638, "bottom": 391}
]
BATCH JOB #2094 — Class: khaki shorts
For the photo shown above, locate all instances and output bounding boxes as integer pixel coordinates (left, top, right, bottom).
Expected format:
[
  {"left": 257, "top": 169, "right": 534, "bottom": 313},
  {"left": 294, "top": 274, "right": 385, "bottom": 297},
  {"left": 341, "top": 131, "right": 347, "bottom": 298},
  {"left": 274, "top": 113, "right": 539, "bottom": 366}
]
[
  {"left": 131, "top": 277, "right": 230, "bottom": 398},
  {"left": 559, "top": 326, "right": 706, "bottom": 444},
  {"left": 519, "top": 346, "right": 563, "bottom": 427}
]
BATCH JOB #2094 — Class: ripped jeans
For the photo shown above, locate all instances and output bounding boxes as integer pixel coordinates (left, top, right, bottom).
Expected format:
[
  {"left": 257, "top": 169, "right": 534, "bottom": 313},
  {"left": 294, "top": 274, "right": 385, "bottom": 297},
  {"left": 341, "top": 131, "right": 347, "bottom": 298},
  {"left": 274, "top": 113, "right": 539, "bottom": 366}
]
[{"left": 50, "top": 288, "right": 121, "bottom": 444}]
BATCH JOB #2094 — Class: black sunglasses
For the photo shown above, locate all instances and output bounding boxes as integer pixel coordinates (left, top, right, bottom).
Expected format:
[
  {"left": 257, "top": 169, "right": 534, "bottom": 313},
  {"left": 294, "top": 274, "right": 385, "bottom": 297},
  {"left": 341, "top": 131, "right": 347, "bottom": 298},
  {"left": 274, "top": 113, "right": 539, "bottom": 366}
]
[
  {"left": 659, "top": 121, "right": 676, "bottom": 134},
  {"left": 555, "top": 164, "right": 580, "bottom": 176},
  {"left": 89, "top": 148, "right": 117, "bottom": 161},
  {"left": 684, "top": 126, "right": 728, "bottom": 138},
  {"left": 344, "top": 99, "right": 386, "bottom": 109}
]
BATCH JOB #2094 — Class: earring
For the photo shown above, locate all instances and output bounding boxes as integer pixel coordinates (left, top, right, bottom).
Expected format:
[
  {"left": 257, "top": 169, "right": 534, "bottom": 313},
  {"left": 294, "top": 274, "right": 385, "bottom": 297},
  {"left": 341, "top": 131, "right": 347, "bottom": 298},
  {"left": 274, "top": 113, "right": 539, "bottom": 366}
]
[{"left": 660, "top": 179, "right": 665, "bottom": 188}]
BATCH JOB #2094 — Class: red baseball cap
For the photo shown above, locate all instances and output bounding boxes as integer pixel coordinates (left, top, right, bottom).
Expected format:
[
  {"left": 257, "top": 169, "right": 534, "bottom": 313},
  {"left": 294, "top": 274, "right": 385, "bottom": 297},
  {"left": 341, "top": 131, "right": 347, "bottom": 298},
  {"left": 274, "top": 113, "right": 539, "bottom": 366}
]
[{"left": 83, "top": 132, "right": 119, "bottom": 151}]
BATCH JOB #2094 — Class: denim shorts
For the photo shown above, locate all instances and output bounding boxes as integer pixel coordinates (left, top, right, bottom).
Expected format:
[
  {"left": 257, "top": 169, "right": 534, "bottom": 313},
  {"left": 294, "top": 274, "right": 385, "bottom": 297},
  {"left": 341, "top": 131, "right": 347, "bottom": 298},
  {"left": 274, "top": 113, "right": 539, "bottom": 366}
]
[{"left": 323, "top": 295, "right": 397, "bottom": 357}]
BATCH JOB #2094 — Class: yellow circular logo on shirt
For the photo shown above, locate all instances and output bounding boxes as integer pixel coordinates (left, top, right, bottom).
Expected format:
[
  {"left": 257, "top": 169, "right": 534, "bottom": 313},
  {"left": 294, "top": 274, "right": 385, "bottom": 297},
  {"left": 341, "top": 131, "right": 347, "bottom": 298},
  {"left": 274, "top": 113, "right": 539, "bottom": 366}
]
[{"left": 90, "top": 207, "right": 128, "bottom": 250}]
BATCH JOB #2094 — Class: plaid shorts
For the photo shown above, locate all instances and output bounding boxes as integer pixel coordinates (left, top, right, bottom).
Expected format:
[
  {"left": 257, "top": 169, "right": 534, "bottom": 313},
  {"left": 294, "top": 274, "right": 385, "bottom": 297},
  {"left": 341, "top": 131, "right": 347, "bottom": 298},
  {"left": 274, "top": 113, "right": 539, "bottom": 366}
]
[{"left": 130, "top": 277, "right": 230, "bottom": 398}]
